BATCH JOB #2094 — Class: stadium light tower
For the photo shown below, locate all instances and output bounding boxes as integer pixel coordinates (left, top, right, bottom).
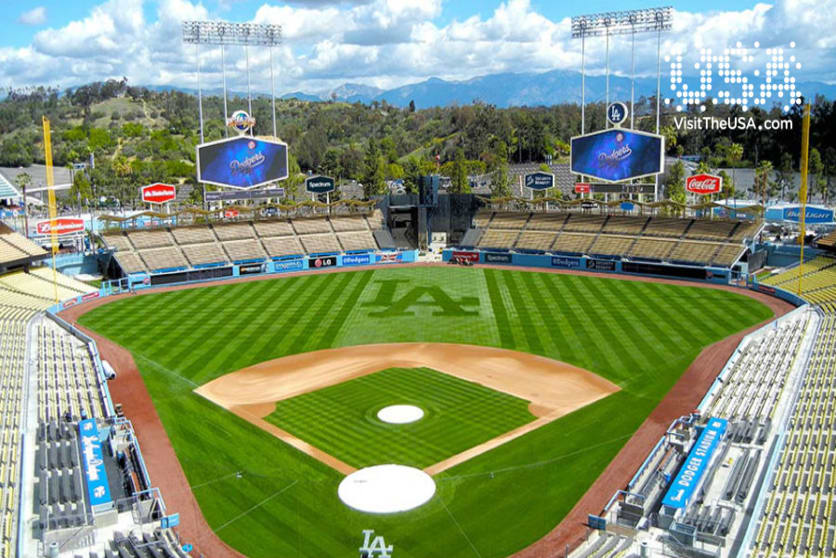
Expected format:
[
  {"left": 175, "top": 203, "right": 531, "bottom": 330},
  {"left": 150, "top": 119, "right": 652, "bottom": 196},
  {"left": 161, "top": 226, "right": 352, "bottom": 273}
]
[
  {"left": 571, "top": 7, "right": 672, "bottom": 133},
  {"left": 182, "top": 21, "right": 283, "bottom": 142},
  {"left": 571, "top": 7, "right": 672, "bottom": 201}
]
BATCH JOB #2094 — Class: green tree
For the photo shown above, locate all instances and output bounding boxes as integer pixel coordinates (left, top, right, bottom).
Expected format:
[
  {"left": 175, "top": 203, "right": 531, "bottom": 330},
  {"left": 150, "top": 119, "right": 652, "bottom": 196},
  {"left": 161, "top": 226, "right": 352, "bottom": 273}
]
[
  {"left": 361, "top": 139, "right": 386, "bottom": 199},
  {"left": 754, "top": 160, "right": 774, "bottom": 206},
  {"left": 776, "top": 152, "right": 794, "bottom": 201},
  {"left": 724, "top": 142, "right": 743, "bottom": 203},
  {"left": 489, "top": 139, "right": 511, "bottom": 198},
  {"left": 665, "top": 160, "right": 687, "bottom": 206},
  {"left": 69, "top": 171, "right": 93, "bottom": 205},
  {"left": 809, "top": 147, "right": 826, "bottom": 203},
  {"left": 450, "top": 148, "right": 469, "bottom": 193}
]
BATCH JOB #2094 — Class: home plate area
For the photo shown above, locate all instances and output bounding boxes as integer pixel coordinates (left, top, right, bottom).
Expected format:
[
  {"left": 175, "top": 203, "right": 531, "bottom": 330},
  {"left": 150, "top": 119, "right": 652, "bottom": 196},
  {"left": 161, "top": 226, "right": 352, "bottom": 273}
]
[{"left": 338, "top": 465, "right": 436, "bottom": 513}]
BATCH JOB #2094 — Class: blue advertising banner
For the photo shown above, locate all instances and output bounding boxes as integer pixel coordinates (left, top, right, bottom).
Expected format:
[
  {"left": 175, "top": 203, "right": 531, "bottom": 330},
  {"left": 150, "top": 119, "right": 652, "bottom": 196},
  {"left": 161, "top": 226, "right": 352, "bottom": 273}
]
[
  {"left": 273, "top": 259, "right": 304, "bottom": 272},
  {"left": 524, "top": 172, "right": 555, "bottom": 190},
  {"left": 78, "top": 419, "right": 113, "bottom": 510},
  {"left": 551, "top": 256, "right": 581, "bottom": 268},
  {"left": 197, "top": 136, "right": 289, "bottom": 189},
  {"left": 570, "top": 129, "right": 664, "bottom": 183},
  {"left": 484, "top": 252, "right": 513, "bottom": 264},
  {"left": 343, "top": 254, "right": 372, "bottom": 266},
  {"left": 662, "top": 418, "right": 728, "bottom": 510},
  {"left": 782, "top": 206, "right": 834, "bottom": 224},
  {"left": 620, "top": 201, "right": 635, "bottom": 212}
]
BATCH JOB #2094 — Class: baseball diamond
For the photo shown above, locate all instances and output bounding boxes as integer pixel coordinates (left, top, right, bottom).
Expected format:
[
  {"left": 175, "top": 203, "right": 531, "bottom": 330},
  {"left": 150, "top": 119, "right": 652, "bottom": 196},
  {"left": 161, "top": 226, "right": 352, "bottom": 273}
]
[{"left": 72, "top": 265, "right": 773, "bottom": 558}]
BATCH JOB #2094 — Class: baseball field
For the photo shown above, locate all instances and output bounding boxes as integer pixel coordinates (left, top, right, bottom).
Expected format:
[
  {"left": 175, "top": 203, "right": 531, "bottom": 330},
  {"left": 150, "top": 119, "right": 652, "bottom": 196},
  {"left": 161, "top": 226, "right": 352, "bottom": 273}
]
[{"left": 77, "top": 266, "right": 773, "bottom": 557}]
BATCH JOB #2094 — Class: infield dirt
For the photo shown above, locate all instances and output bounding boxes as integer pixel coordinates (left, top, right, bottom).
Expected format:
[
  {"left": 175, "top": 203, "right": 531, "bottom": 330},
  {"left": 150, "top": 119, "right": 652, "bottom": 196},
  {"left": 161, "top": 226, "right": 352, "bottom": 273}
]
[{"left": 194, "top": 342, "right": 620, "bottom": 475}]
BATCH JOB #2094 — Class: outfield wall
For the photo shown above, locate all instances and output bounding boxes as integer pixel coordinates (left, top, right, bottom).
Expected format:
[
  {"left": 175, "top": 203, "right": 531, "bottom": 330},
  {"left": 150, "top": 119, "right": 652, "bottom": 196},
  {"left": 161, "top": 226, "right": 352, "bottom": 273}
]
[{"left": 442, "top": 249, "right": 732, "bottom": 285}]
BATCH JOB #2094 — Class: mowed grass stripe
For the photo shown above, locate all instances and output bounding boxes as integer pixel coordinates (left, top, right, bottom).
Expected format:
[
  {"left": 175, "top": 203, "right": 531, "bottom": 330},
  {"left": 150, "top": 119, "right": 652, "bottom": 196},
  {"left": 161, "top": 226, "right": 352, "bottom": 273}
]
[
  {"left": 316, "top": 270, "right": 374, "bottom": 347},
  {"left": 520, "top": 271, "right": 580, "bottom": 363},
  {"left": 484, "top": 269, "right": 515, "bottom": 348},
  {"left": 499, "top": 270, "right": 545, "bottom": 355}
]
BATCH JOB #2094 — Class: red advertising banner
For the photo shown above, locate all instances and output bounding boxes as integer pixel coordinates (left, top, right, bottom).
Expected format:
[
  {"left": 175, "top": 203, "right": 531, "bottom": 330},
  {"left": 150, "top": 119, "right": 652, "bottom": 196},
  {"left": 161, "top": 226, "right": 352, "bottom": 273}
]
[
  {"left": 574, "top": 183, "right": 591, "bottom": 194},
  {"left": 686, "top": 174, "right": 722, "bottom": 195},
  {"left": 82, "top": 292, "right": 100, "bottom": 301},
  {"left": 141, "top": 183, "right": 177, "bottom": 204},
  {"left": 35, "top": 218, "right": 85, "bottom": 236},
  {"left": 452, "top": 251, "right": 479, "bottom": 263},
  {"left": 224, "top": 209, "right": 239, "bottom": 219}
]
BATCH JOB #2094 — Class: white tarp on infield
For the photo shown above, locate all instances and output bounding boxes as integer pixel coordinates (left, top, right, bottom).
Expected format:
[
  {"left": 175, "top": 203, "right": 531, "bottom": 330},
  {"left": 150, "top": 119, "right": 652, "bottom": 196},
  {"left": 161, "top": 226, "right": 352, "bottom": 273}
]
[{"left": 338, "top": 465, "right": 436, "bottom": 513}]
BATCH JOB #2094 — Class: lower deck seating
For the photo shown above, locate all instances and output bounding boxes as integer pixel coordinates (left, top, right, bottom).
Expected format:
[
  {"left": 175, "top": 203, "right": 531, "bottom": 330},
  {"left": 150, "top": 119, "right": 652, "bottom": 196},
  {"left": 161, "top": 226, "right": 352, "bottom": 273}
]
[
  {"left": 515, "top": 231, "right": 557, "bottom": 251},
  {"left": 668, "top": 241, "right": 719, "bottom": 265},
  {"left": 478, "top": 229, "right": 520, "bottom": 249},
  {"left": 300, "top": 233, "right": 341, "bottom": 254},
  {"left": 139, "top": 247, "right": 188, "bottom": 271},
  {"left": 553, "top": 233, "right": 595, "bottom": 254},
  {"left": 223, "top": 240, "right": 266, "bottom": 261},
  {"left": 180, "top": 243, "right": 227, "bottom": 266},
  {"left": 629, "top": 239, "right": 676, "bottom": 260},
  {"left": 262, "top": 236, "right": 304, "bottom": 258},
  {"left": 337, "top": 232, "right": 377, "bottom": 251}
]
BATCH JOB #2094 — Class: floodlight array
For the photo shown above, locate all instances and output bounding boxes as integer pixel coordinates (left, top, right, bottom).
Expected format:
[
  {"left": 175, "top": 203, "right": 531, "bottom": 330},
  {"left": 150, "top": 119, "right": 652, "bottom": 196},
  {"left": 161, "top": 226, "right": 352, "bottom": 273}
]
[
  {"left": 571, "top": 7, "right": 672, "bottom": 38},
  {"left": 182, "top": 21, "right": 282, "bottom": 46}
]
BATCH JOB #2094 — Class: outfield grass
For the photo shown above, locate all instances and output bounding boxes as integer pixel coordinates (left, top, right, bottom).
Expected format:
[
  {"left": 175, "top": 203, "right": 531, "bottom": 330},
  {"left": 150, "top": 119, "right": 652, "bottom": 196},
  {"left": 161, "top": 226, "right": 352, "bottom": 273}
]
[
  {"left": 79, "top": 267, "right": 772, "bottom": 558},
  {"left": 267, "top": 367, "right": 536, "bottom": 469}
]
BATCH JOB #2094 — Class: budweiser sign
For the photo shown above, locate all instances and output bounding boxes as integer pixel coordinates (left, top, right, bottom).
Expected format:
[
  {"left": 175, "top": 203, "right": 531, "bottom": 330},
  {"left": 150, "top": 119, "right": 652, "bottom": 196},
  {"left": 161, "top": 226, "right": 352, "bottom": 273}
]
[
  {"left": 686, "top": 174, "right": 722, "bottom": 195},
  {"left": 35, "top": 218, "right": 85, "bottom": 236},
  {"left": 141, "top": 183, "right": 176, "bottom": 204}
]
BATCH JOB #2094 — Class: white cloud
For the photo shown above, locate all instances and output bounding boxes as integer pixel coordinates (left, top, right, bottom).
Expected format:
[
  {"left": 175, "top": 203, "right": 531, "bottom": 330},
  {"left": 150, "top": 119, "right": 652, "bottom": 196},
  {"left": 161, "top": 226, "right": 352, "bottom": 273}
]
[
  {"left": 18, "top": 6, "right": 47, "bottom": 26},
  {"left": 0, "top": 0, "right": 832, "bottom": 97}
]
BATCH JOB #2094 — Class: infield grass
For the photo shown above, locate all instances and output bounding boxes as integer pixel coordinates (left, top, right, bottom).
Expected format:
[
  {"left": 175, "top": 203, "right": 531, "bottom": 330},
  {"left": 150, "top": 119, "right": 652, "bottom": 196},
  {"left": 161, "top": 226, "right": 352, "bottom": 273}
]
[
  {"left": 79, "top": 267, "right": 773, "bottom": 558},
  {"left": 267, "top": 366, "right": 536, "bottom": 469}
]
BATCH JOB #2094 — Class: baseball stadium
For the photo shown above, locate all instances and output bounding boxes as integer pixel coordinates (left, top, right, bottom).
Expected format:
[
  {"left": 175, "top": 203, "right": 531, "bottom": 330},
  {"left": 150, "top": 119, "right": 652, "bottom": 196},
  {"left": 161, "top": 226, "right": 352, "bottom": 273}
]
[{"left": 1, "top": 4, "right": 836, "bottom": 558}]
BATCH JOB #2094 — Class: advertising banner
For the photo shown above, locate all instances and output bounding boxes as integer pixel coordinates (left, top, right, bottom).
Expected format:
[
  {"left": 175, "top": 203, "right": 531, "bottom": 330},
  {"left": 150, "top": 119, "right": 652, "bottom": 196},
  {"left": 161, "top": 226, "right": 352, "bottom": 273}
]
[
  {"left": 140, "top": 183, "right": 176, "bottom": 204},
  {"left": 686, "top": 174, "right": 722, "bottom": 195},
  {"left": 205, "top": 188, "right": 285, "bottom": 202},
  {"left": 305, "top": 175, "right": 336, "bottom": 194},
  {"left": 451, "top": 251, "right": 479, "bottom": 263},
  {"left": 82, "top": 292, "right": 100, "bottom": 301},
  {"left": 571, "top": 128, "right": 664, "bottom": 182},
  {"left": 78, "top": 419, "right": 113, "bottom": 511},
  {"left": 662, "top": 418, "right": 728, "bottom": 510},
  {"left": 524, "top": 172, "right": 554, "bottom": 191},
  {"left": 586, "top": 259, "right": 617, "bottom": 271},
  {"left": 239, "top": 263, "right": 265, "bottom": 275},
  {"left": 620, "top": 202, "right": 635, "bottom": 212},
  {"left": 35, "top": 218, "right": 85, "bottom": 236},
  {"left": 484, "top": 252, "right": 512, "bottom": 264},
  {"left": 551, "top": 256, "right": 581, "bottom": 268},
  {"left": 376, "top": 252, "right": 404, "bottom": 264},
  {"left": 574, "top": 183, "right": 591, "bottom": 194},
  {"left": 197, "top": 136, "right": 289, "bottom": 189},
  {"left": 343, "top": 254, "right": 372, "bottom": 266},
  {"left": 273, "top": 259, "right": 304, "bottom": 272},
  {"left": 309, "top": 256, "right": 337, "bottom": 268},
  {"left": 782, "top": 206, "right": 834, "bottom": 224}
]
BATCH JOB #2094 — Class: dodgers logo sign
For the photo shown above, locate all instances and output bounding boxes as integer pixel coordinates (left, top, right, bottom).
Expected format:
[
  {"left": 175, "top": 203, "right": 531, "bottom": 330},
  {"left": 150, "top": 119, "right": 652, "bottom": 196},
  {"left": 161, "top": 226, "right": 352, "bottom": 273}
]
[
  {"left": 197, "top": 136, "right": 289, "bottom": 189},
  {"left": 570, "top": 128, "right": 664, "bottom": 183},
  {"left": 607, "top": 102, "right": 628, "bottom": 126}
]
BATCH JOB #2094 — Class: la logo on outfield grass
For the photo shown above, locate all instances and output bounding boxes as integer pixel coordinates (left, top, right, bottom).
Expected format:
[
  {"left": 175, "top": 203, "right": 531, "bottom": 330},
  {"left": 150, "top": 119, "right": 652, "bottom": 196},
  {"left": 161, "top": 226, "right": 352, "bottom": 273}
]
[{"left": 360, "top": 529, "right": 393, "bottom": 557}]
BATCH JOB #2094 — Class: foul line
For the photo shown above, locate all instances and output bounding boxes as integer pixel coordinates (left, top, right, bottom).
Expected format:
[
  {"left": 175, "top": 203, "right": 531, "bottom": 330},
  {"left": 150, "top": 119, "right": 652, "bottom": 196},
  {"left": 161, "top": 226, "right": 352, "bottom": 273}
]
[
  {"left": 440, "top": 496, "right": 482, "bottom": 558},
  {"left": 214, "top": 480, "right": 299, "bottom": 532}
]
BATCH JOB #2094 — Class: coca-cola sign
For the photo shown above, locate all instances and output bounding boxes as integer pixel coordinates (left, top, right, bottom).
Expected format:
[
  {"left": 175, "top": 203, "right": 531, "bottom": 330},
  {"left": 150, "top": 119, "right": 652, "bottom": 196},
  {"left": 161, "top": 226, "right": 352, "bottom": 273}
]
[
  {"left": 686, "top": 174, "right": 722, "bottom": 195},
  {"left": 35, "top": 218, "right": 85, "bottom": 236},
  {"left": 141, "top": 183, "right": 176, "bottom": 204}
]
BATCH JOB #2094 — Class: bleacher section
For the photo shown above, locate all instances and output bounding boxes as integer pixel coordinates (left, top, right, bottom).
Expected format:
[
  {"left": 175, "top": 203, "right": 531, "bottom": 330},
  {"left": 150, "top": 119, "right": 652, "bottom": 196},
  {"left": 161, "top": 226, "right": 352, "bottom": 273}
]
[
  {"left": 751, "top": 315, "right": 836, "bottom": 557},
  {"left": 102, "top": 213, "right": 385, "bottom": 275},
  {"left": 1, "top": 223, "right": 48, "bottom": 268},
  {"left": 468, "top": 211, "right": 758, "bottom": 269}
]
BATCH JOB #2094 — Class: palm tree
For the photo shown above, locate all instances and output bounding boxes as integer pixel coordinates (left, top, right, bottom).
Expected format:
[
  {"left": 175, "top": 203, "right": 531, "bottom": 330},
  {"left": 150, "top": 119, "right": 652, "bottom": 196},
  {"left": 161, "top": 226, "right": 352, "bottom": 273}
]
[
  {"left": 113, "top": 156, "right": 133, "bottom": 209},
  {"left": 725, "top": 143, "right": 743, "bottom": 210},
  {"left": 14, "top": 172, "right": 31, "bottom": 238}
]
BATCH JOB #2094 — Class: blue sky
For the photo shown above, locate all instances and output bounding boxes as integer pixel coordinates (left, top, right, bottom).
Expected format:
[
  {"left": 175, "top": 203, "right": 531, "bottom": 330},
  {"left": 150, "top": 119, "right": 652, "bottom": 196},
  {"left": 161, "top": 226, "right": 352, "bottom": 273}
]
[{"left": 2, "top": 0, "right": 833, "bottom": 94}]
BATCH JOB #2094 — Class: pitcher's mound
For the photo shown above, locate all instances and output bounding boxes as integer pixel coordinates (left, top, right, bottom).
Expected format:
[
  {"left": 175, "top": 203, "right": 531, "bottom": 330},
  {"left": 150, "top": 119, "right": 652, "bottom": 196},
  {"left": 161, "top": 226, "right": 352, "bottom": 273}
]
[
  {"left": 338, "top": 465, "right": 436, "bottom": 513},
  {"left": 377, "top": 404, "right": 424, "bottom": 424}
]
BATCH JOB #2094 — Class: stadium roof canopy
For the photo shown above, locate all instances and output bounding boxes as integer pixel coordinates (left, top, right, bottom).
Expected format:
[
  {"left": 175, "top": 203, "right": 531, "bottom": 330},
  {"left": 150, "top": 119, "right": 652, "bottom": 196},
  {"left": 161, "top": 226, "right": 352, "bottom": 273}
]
[{"left": 0, "top": 171, "right": 21, "bottom": 200}]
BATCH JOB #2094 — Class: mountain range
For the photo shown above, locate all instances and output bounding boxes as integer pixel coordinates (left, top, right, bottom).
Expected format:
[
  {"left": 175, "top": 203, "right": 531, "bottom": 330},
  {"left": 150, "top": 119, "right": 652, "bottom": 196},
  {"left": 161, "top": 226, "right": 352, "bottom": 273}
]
[
  {"left": 278, "top": 69, "right": 836, "bottom": 110},
  {"left": 145, "top": 69, "right": 836, "bottom": 110}
]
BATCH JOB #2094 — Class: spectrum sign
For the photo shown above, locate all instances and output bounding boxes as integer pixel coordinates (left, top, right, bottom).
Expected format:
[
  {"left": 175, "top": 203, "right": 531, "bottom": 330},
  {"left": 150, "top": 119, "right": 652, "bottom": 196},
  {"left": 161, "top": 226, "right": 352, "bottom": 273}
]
[
  {"left": 140, "top": 183, "right": 177, "bottom": 204},
  {"left": 571, "top": 128, "right": 664, "bottom": 183},
  {"left": 197, "top": 136, "right": 289, "bottom": 189},
  {"left": 35, "top": 218, "right": 85, "bottom": 236},
  {"left": 686, "top": 174, "right": 722, "bottom": 195}
]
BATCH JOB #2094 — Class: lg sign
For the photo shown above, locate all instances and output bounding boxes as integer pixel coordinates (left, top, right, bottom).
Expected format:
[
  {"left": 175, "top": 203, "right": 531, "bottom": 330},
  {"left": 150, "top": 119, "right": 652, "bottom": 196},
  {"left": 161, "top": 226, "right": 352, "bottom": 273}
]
[
  {"left": 141, "top": 184, "right": 176, "bottom": 204},
  {"left": 686, "top": 174, "right": 722, "bottom": 195}
]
